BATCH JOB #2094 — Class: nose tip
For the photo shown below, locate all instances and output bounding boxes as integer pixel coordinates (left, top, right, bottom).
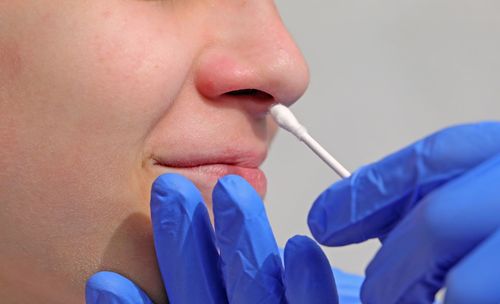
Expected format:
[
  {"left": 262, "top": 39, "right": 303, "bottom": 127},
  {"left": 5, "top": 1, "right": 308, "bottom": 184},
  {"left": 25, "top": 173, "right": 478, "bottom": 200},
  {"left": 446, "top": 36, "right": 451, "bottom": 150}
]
[
  {"left": 196, "top": 49, "right": 309, "bottom": 104},
  {"left": 194, "top": 10, "right": 310, "bottom": 114}
]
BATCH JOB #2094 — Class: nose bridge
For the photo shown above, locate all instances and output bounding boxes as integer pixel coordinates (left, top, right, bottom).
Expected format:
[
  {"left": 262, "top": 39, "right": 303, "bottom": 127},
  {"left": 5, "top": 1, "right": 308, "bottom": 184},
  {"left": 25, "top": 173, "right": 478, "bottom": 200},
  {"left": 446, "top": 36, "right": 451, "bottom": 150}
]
[{"left": 195, "top": 1, "right": 310, "bottom": 106}]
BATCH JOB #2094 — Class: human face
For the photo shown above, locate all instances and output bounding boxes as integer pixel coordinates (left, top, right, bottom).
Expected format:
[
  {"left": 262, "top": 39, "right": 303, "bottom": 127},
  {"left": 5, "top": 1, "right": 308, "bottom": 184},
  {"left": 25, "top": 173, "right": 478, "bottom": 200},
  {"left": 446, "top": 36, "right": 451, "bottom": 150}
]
[{"left": 0, "top": 1, "right": 309, "bottom": 303}]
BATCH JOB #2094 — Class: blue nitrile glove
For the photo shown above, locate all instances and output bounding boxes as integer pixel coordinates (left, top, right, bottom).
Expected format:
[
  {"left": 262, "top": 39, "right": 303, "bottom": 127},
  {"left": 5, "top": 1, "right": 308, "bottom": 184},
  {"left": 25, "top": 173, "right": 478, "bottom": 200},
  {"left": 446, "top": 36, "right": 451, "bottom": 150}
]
[
  {"left": 86, "top": 174, "right": 344, "bottom": 304},
  {"left": 308, "top": 122, "right": 500, "bottom": 304}
]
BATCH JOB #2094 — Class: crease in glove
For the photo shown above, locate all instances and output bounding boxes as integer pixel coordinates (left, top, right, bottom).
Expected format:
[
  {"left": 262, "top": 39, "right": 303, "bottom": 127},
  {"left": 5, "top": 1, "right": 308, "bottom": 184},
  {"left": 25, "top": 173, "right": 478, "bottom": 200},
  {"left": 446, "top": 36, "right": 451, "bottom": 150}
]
[{"left": 213, "top": 175, "right": 285, "bottom": 304}]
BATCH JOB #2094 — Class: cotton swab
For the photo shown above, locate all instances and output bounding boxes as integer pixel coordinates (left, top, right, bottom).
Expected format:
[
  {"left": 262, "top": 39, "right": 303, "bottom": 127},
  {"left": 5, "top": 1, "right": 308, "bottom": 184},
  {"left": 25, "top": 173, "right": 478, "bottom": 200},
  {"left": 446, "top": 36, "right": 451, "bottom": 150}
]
[{"left": 269, "top": 104, "right": 351, "bottom": 179}]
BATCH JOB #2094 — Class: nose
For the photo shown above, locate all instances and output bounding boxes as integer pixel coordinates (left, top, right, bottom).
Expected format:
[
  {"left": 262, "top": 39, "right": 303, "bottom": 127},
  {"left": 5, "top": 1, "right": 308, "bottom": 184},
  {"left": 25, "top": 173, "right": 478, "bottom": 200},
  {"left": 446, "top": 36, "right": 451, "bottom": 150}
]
[{"left": 194, "top": 2, "right": 310, "bottom": 117}]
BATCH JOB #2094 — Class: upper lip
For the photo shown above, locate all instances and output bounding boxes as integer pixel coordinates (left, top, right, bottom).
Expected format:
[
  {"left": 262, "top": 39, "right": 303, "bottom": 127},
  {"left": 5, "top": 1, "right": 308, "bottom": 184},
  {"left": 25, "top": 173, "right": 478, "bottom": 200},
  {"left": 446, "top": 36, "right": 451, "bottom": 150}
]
[{"left": 153, "top": 148, "right": 268, "bottom": 169}]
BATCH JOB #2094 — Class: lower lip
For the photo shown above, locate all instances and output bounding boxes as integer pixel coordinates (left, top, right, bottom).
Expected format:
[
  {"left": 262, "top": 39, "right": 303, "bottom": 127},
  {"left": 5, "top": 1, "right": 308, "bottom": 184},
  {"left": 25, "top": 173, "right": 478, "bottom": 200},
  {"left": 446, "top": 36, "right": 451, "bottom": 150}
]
[{"left": 155, "top": 163, "right": 268, "bottom": 196}]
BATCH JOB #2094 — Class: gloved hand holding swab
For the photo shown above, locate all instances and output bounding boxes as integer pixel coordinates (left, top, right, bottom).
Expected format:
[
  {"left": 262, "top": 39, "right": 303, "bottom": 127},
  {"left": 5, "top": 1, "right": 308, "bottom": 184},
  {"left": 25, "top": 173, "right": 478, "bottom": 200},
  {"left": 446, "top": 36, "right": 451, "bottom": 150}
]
[{"left": 269, "top": 104, "right": 351, "bottom": 179}]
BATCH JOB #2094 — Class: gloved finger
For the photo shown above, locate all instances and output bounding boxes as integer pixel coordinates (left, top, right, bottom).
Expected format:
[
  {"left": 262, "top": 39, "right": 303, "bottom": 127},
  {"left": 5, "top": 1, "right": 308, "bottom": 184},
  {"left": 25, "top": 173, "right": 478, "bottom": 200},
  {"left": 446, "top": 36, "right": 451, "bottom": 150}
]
[
  {"left": 445, "top": 227, "right": 500, "bottom": 304},
  {"left": 212, "top": 175, "right": 285, "bottom": 304},
  {"left": 308, "top": 122, "right": 500, "bottom": 246},
  {"left": 85, "top": 271, "right": 153, "bottom": 304},
  {"left": 360, "top": 155, "right": 500, "bottom": 304},
  {"left": 283, "top": 235, "right": 338, "bottom": 304},
  {"left": 150, "top": 174, "right": 227, "bottom": 304}
]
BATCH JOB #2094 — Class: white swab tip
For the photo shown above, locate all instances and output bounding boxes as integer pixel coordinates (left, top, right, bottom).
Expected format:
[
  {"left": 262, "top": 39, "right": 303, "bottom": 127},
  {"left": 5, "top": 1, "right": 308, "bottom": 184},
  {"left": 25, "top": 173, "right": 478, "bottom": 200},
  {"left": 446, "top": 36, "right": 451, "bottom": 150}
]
[{"left": 269, "top": 104, "right": 304, "bottom": 135}]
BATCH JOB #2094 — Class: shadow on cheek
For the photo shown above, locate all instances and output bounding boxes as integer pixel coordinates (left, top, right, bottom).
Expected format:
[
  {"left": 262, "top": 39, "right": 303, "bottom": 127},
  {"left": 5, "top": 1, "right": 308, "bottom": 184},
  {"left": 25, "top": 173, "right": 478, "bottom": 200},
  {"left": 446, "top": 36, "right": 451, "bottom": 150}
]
[{"left": 101, "top": 212, "right": 169, "bottom": 303}]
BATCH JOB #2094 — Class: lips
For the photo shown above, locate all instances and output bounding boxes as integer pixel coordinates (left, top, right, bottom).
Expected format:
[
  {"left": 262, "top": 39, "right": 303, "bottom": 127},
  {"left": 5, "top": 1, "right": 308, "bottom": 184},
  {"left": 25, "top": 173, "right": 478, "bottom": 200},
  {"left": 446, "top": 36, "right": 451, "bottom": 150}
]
[
  {"left": 152, "top": 149, "right": 268, "bottom": 197},
  {"left": 156, "top": 148, "right": 267, "bottom": 168}
]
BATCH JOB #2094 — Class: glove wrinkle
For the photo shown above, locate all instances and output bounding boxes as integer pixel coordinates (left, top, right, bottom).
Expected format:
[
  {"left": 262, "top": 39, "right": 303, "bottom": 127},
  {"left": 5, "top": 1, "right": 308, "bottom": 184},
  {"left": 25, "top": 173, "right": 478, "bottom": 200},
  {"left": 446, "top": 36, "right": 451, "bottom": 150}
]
[
  {"left": 226, "top": 251, "right": 285, "bottom": 304},
  {"left": 151, "top": 174, "right": 227, "bottom": 304},
  {"left": 213, "top": 175, "right": 285, "bottom": 304}
]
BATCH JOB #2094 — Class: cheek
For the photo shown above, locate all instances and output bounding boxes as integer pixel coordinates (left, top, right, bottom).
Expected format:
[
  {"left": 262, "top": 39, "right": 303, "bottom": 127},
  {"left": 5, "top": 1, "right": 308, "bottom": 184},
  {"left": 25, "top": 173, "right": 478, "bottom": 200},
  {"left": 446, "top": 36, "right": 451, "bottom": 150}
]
[
  {"left": 0, "top": 2, "right": 194, "bottom": 299},
  {"left": 18, "top": 0, "right": 192, "bottom": 141},
  {"left": 72, "top": 3, "right": 190, "bottom": 136},
  {"left": 6, "top": 0, "right": 195, "bottom": 193},
  {"left": 6, "top": 0, "right": 199, "bottom": 230},
  {"left": 3, "top": 0, "right": 194, "bottom": 205}
]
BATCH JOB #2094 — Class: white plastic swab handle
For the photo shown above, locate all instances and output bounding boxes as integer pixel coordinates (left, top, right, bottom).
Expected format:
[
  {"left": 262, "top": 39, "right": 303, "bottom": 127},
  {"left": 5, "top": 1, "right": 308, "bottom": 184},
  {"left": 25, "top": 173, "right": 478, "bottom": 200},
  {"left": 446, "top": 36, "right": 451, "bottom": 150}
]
[
  {"left": 269, "top": 103, "right": 351, "bottom": 179},
  {"left": 300, "top": 132, "right": 351, "bottom": 178}
]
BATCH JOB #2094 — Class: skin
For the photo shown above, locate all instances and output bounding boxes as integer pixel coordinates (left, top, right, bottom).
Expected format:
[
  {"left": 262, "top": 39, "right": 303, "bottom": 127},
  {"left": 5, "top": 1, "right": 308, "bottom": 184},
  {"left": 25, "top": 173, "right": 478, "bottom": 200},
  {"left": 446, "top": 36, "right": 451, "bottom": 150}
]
[{"left": 0, "top": 0, "right": 309, "bottom": 303}]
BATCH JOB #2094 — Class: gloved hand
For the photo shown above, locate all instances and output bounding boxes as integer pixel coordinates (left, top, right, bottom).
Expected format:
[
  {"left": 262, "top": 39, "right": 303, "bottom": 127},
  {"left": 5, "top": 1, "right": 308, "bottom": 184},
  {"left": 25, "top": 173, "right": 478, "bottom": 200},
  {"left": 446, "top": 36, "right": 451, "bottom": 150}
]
[
  {"left": 308, "top": 122, "right": 500, "bottom": 304},
  {"left": 86, "top": 174, "right": 340, "bottom": 304}
]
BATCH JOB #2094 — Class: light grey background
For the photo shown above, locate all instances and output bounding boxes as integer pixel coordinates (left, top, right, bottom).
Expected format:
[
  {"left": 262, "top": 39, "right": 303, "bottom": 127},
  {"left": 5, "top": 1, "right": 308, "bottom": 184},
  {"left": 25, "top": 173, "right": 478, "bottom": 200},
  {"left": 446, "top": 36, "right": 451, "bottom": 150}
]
[{"left": 264, "top": 0, "right": 500, "bottom": 275}]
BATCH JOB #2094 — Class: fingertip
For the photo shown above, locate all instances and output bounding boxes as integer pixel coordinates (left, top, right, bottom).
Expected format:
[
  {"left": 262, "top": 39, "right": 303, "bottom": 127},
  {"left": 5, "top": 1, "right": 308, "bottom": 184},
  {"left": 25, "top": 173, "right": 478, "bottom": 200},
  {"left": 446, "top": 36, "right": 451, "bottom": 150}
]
[
  {"left": 86, "top": 271, "right": 152, "bottom": 304},
  {"left": 284, "top": 235, "right": 328, "bottom": 270},
  {"left": 217, "top": 174, "right": 247, "bottom": 184},
  {"left": 284, "top": 235, "right": 338, "bottom": 304},
  {"left": 214, "top": 174, "right": 257, "bottom": 199},
  {"left": 86, "top": 271, "right": 123, "bottom": 291},
  {"left": 307, "top": 178, "right": 356, "bottom": 246},
  {"left": 213, "top": 174, "right": 263, "bottom": 217},
  {"left": 151, "top": 173, "right": 198, "bottom": 200},
  {"left": 285, "top": 235, "right": 331, "bottom": 279},
  {"left": 285, "top": 235, "right": 319, "bottom": 258},
  {"left": 150, "top": 173, "right": 204, "bottom": 220}
]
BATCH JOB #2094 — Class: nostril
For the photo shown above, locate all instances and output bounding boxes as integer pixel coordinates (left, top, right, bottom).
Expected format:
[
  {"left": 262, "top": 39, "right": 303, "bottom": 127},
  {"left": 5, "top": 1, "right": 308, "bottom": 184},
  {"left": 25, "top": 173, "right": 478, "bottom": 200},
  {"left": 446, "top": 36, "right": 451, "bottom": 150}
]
[{"left": 225, "top": 89, "right": 273, "bottom": 100}]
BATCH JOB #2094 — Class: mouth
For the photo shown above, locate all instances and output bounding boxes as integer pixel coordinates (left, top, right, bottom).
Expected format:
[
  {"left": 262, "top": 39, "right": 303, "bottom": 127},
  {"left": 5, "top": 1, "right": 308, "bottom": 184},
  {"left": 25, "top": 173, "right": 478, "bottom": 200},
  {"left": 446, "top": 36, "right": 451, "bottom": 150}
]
[{"left": 152, "top": 150, "right": 268, "bottom": 197}]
